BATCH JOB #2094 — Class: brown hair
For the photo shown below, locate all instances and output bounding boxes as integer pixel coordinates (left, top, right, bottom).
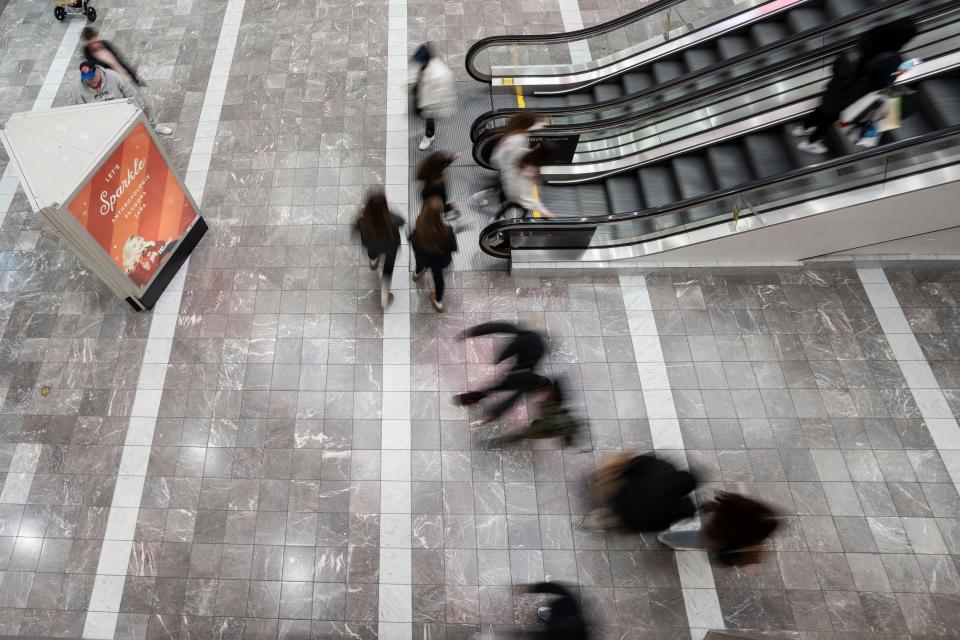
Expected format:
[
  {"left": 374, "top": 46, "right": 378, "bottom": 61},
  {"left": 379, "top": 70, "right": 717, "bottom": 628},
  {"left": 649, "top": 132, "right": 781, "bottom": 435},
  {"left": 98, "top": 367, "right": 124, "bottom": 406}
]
[
  {"left": 81, "top": 26, "right": 99, "bottom": 41},
  {"left": 415, "top": 151, "right": 454, "bottom": 187},
  {"left": 357, "top": 191, "right": 398, "bottom": 244},
  {"left": 411, "top": 197, "right": 449, "bottom": 255},
  {"left": 503, "top": 111, "right": 538, "bottom": 138}
]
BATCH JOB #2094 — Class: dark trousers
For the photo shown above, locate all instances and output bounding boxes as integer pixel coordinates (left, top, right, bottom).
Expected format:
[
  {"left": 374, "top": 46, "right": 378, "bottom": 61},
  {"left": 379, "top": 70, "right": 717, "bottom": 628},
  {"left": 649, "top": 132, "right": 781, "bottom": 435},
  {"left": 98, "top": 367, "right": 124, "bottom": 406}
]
[
  {"left": 366, "top": 245, "right": 397, "bottom": 277},
  {"left": 425, "top": 117, "right": 435, "bottom": 138},
  {"left": 475, "top": 369, "right": 551, "bottom": 419},
  {"left": 801, "top": 108, "right": 838, "bottom": 144},
  {"left": 415, "top": 260, "right": 445, "bottom": 301}
]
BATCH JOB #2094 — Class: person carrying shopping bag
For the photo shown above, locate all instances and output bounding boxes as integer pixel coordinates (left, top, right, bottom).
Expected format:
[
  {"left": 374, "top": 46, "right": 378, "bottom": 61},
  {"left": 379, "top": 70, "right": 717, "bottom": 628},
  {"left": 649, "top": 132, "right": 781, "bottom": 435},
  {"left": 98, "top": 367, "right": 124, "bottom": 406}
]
[
  {"left": 355, "top": 191, "right": 404, "bottom": 310},
  {"left": 411, "top": 197, "right": 458, "bottom": 313}
]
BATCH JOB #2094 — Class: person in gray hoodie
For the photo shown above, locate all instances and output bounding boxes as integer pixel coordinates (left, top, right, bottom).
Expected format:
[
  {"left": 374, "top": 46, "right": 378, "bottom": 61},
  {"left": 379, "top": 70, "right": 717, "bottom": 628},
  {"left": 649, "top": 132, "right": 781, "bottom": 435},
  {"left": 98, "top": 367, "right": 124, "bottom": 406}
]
[{"left": 73, "top": 60, "right": 172, "bottom": 136}]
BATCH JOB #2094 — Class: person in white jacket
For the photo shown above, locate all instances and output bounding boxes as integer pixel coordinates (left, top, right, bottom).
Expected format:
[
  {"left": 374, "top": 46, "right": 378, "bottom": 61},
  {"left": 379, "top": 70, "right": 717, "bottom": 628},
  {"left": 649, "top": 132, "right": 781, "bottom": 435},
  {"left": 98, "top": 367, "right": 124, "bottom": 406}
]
[{"left": 411, "top": 43, "right": 455, "bottom": 150}]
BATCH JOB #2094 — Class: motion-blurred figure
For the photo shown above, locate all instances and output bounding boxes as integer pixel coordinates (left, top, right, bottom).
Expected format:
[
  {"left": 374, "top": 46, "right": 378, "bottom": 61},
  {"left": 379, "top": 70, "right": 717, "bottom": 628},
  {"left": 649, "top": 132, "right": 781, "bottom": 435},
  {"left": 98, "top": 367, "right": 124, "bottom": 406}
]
[
  {"left": 411, "top": 43, "right": 455, "bottom": 150},
  {"left": 529, "top": 582, "right": 588, "bottom": 640},
  {"left": 493, "top": 378, "right": 587, "bottom": 449},
  {"left": 410, "top": 196, "right": 458, "bottom": 313},
  {"left": 470, "top": 111, "right": 543, "bottom": 208},
  {"left": 355, "top": 190, "right": 404, "bottom": 310},
  {"left": 583, "top": 452, "right": 697, "bottom": 531},
  {"left": 793, "top": 17, "right": 917, "bottom": 154},
  {"left": 73, "top": 60, "right": 172, "bottom": 136},
  {"left": 658, "top": 491, "right": 779, "bottom": 569},
  {"left": 417, "top": 150, "right": 460, "bottom": 221},
  {"left": 455, "top": 322, "right": 549, "bottom": 424},
  {"left": 82, "top": 26, "right": 143, "bottom": 86}
]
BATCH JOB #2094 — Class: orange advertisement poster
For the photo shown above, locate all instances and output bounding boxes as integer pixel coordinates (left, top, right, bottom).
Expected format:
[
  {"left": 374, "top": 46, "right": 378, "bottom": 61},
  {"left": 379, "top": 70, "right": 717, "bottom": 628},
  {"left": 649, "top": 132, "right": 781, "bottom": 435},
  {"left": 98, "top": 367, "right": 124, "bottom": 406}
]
[{"left": 67, "top": 122, "right": 197, "bottom": 291}]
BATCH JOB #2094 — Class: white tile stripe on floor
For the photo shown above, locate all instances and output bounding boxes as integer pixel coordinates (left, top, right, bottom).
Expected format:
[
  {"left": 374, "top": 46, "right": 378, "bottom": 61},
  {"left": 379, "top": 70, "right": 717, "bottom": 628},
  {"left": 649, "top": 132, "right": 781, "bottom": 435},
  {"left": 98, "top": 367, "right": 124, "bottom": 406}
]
[
  {"left": 81, "top": 1, "right": 246, "bottom": 637},
  {"left": 380, "top": 0, "right": 413, "bottom": 637},
  {"left": 619, "top": 275, "right": 724, "bottom": 639},
  {"left": 557, "top": 0, "right": 592, "bottom": 65},
  {"left": 857, "top": 268, "right": 960, "bottom": 489},
  {"left": 0, "top": 18, "right": 85, "bottom": 230}
]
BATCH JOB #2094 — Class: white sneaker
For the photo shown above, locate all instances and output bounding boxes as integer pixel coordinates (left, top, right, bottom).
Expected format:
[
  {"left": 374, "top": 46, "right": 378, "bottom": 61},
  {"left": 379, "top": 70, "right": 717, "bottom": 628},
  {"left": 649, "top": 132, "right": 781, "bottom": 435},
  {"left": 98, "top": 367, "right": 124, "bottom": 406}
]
[
  {"left": 418, "top": 135, "right": 434, "bottom": 150},
  {"left": 153, "top": 124, "right": 173, "bottom": 136},
  {"left": 790, "top": 125, "right": 816, "bottom": 138},
  {"left": 469, "top": 189, "right": 495, "bottom": 207},
  {"left": 797, "top": 140, "right": 828, "bottom": 155}
]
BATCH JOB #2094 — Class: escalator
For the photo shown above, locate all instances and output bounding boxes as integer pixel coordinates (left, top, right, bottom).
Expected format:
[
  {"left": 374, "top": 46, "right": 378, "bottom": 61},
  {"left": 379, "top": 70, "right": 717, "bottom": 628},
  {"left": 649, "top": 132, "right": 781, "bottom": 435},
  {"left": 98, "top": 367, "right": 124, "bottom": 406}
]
[
  {"left": 470, "top": 0, "right": 953, "bottom": 166},
  {"left": 467, "top": 0, "right": 899, "bottom": 111},
  {"left": 477, "top": 48, "right": 960, "bottom": 261}
]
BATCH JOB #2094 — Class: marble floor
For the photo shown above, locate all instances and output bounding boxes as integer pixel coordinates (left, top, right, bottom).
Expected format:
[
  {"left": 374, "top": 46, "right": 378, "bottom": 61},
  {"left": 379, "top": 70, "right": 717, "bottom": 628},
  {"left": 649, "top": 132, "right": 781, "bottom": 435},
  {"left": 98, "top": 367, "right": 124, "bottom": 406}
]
[{"left": 0, "top": 0, "right": 959, "bottom": 639}]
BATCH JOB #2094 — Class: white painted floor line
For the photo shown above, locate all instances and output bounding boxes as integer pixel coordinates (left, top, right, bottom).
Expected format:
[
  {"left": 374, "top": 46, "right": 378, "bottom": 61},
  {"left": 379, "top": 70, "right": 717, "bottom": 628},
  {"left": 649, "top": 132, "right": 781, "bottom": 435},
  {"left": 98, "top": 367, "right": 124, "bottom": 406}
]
[
  {"left": 619, "top": 275, "right": 724, "bottom": 640},
  {"left": 0, "top": 19, "right": 85, "bottom": 231},
  {"left": 557, "top": 0, "right": 592, "bottom": 65},
  {"left": 857, "top": 268, "right": 960, "bottom": 490},
  {"left": 381, "top": 0, "right": 413, "bottom": 638},
  {"left": 0, "top": 442, "right": 43, "bottom": 504},
  {"left": 81, "top": 2, "right": 246, "bottom": 638}
]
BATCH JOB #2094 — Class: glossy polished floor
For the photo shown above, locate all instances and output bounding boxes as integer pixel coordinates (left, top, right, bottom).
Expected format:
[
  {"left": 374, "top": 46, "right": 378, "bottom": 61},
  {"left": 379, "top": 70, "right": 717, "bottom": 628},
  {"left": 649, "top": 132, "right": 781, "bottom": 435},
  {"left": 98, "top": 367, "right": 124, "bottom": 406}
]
[{"left": 0, "top": 1, "right": 959, "bottom": 639}]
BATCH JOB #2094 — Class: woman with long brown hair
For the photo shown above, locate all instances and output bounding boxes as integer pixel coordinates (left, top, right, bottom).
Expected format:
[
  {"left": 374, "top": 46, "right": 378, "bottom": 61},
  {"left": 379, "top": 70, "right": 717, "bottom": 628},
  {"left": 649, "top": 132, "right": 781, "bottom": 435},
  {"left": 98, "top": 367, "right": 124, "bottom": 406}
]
[
  {"left": 410, "top": 196, "right": 458, "bottom": 313},
  {"left": 416, "top": 150, "right": 459, "bottom": 221},
  {"left": 355, "top": 190, "right": 404, "bottom": 310}
]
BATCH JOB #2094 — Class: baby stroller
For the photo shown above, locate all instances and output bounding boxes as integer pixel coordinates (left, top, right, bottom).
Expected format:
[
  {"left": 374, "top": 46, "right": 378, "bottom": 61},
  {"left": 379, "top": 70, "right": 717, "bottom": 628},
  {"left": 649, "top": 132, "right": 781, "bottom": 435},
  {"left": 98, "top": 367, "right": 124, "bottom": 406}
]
[{"left": 54, "top": 0, "right": 97, "bottom": 21}]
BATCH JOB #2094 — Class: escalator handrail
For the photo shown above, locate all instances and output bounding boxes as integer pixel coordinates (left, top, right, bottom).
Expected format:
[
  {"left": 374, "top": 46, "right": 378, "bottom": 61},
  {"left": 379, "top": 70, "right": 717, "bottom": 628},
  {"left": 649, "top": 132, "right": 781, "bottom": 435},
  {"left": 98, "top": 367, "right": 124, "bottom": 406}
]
[
  {"left": 469, "top": 0, "right": 958, "bottom": 146},
  {"left": 465, "top": 0, "right": 689, "bottom": 82},
  {"left": 478, "top": 124, "right": 960, "bottom": 257}
]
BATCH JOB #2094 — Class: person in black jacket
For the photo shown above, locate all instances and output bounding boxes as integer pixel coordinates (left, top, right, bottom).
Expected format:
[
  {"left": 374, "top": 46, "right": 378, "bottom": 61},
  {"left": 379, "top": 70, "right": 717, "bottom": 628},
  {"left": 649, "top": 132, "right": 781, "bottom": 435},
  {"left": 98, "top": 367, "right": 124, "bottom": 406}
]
[
  {"left": 793, "top": 17, "right": 917, "bottom": 154},
  {"left": 355, "top": 191, "right": 404, "bottom": 310},
  {"left": 584, "top": 452, "right": 697, "bottom": 532},
  {"left": 411, "top": 196, "right": 458, "bottom": 313},
  {"left": 416, "top": 151, "right": 460, "bottom": 221},
  {"left": 527, "top": 582, "right": 588, "bottom": 640},
  {"left": 454, "top": 322, "right": 550, "bottom": 424},
  {"left": 82, "top": 27, "right": 144, "bottom": 86}
]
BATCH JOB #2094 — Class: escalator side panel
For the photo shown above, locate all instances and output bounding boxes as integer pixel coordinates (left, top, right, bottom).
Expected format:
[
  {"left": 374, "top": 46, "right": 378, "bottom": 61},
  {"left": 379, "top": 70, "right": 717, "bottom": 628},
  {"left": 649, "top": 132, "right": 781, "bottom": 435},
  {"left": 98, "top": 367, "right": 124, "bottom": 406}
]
[{"left": 921, "top": 79, "right": 960, "bottom": 127}]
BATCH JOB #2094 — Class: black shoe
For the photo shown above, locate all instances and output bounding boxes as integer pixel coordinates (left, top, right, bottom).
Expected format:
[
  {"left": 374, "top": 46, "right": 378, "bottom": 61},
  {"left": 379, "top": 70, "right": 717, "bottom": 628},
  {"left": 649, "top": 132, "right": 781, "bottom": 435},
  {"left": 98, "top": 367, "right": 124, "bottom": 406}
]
[{"left": 454, "top": 392, "right": 483, "bottom": 406}]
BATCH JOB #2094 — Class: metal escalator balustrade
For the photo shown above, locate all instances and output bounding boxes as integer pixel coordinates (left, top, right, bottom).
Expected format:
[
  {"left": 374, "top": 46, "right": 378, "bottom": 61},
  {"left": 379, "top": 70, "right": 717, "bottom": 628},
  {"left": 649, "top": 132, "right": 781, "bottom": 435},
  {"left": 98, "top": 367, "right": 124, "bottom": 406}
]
[
  {"left": 478, "top": 54, "right": 960, "bottom": 260},
  {"left": 470, "top": 0, "right": 955, "bottom": 166}
]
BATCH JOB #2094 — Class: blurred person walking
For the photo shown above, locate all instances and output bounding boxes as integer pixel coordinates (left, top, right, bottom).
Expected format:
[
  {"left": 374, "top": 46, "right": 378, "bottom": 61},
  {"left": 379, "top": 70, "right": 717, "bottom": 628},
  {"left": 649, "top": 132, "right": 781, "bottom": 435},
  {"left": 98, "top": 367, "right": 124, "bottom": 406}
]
[
  {"left": 411, "top": 43, "right": 455, "bottom": 151},
  {"left": 82, "top": 26, "right": 144, "bottom": 86},
  {"left": 497, "top": 143, "right": 557, "bottom": 219},
  {"left": 583, "top": 452, "right": 697, "bottom": 531},
  {"left": 493, "top": 378, "right": 587, "bottom": 449},
  {"left": 73, "top": 60, "right": 172, "bottom": 136},
  {"left": 455, "top": 322, "right": 549, "bottom": 424},
  {"left": 470, "top": 111, "right": 542, "bottom": 208},
  {"left": 792, "top": 17, "right": 917, "bottom": 154},
  {"left": 411, "top": 196, "right": 458, "bottom": 313},
  {"left": 417, "top": 150, "right": 461, "bottom": 221},
  {"left": 658, "top": 491, "right": 779, "bottom": 570},
  {"left": 355, "top": 190, "right": 404, "bottom": 310}
]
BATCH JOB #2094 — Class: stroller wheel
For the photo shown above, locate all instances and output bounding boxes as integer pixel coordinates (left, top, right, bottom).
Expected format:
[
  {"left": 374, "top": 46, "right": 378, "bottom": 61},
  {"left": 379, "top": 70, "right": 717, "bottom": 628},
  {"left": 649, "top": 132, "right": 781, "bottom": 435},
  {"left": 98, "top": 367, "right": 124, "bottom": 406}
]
[
  {"left": 54, "top": 5, "right": 66, "bottom": 19},
  {"left": 86, "top": 6, "right": 97, "bottom": 20}
]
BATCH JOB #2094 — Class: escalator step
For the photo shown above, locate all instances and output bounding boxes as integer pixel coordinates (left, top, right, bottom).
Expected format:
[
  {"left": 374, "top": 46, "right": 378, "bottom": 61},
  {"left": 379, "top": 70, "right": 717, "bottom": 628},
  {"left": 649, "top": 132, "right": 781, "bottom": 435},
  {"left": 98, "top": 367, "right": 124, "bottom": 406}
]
[
  {"left": 749, "top": 22, "right": 789, "bottom": 48},
  {"left": 565, "top": 93, "right": 599, "bottom": 123},
  {"left": 622, "top": 71, "right": 653, "bottom": 95},
  {"left": 593, "top": 83, "right": 623, "bottom": 103},
  {"left": 540, "top": 184, "right": 585, "bottom": 217},
  {"left": 671, "top": 156, "right": 716, "bottom": 200},
  {"left": 888, "top": 107, "right": 934, "bottom": 143},
  {"left": 526, "top": 95, "right": 567, "bottom": 109},
  {"left": 577, "top": 182, "right": 612, "bottom": 216},
  {"left": 716, "top": 35, "right": 751, "bottom": 60},
  {"left": 743, "top": 133, "right": 795, "bottom": 178},
  {"left": 825, "top": 0, "right": 867, "bottom": 21},
  {"left": 605, "top": 175, "right": 644, "bottom": 214},
  {"left": 786, "top": 8, "right": 826, "bottom": 34},
  {"left": 706, "top": 145, "right": 754, "bottom": 189},
  {"left": 921, "top": 79, "right": 960, "bottom": 127},
  {"left": 637, "top": 165, "right": 680, "bottom": 207},
  {"left": 652, "top": 60, "right": 685, "bottom": 84},
  {"left": 684, "top": 48, "right": 718, "bottom": 73}
]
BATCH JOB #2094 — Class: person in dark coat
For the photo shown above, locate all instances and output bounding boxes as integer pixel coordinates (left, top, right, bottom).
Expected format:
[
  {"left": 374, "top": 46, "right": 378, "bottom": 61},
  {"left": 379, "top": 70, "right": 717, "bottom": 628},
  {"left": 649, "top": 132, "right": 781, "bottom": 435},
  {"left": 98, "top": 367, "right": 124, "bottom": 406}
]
[
  {"left": 584, "top": 452, "right": 697, "bottom": 532},
  {"left": 793, "top": 17, "right": 917, "bottom": 154},
  {"left": 411, "top": 196, "right": 458, "bottom": 313},
  {"left": 355, "top": 191, "right": 404, "bottom": 310},
  {"left": 494, "top": 378, "right": 586, "bottom": 449},
  {"left": 82, "top": 27, "right": 144, "bottom": 86},
  {"left": 454, "top": 322, "right": 550, "bottom": 424},
  {"left": 416, "top": 151, "right": 460, "bottom": 221},
  {"left": 527, "top": 582, "right": 588, "bottom": 640}
]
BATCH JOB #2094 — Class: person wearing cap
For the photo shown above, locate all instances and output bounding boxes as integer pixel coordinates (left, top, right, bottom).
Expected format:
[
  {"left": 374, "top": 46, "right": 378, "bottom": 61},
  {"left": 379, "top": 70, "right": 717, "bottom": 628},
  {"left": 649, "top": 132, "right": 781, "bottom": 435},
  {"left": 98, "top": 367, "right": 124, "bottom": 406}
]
[{"left": 73, "top": 60, "right": 173, "bottom": 136}]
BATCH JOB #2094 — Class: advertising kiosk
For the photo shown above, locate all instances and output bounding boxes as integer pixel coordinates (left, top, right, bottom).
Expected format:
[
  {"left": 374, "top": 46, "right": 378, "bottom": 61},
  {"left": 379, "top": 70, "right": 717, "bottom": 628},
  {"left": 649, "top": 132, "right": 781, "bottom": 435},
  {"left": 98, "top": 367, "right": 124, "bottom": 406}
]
[{"left": 0, "top": 100, "right": 206, "bottom": 310}]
